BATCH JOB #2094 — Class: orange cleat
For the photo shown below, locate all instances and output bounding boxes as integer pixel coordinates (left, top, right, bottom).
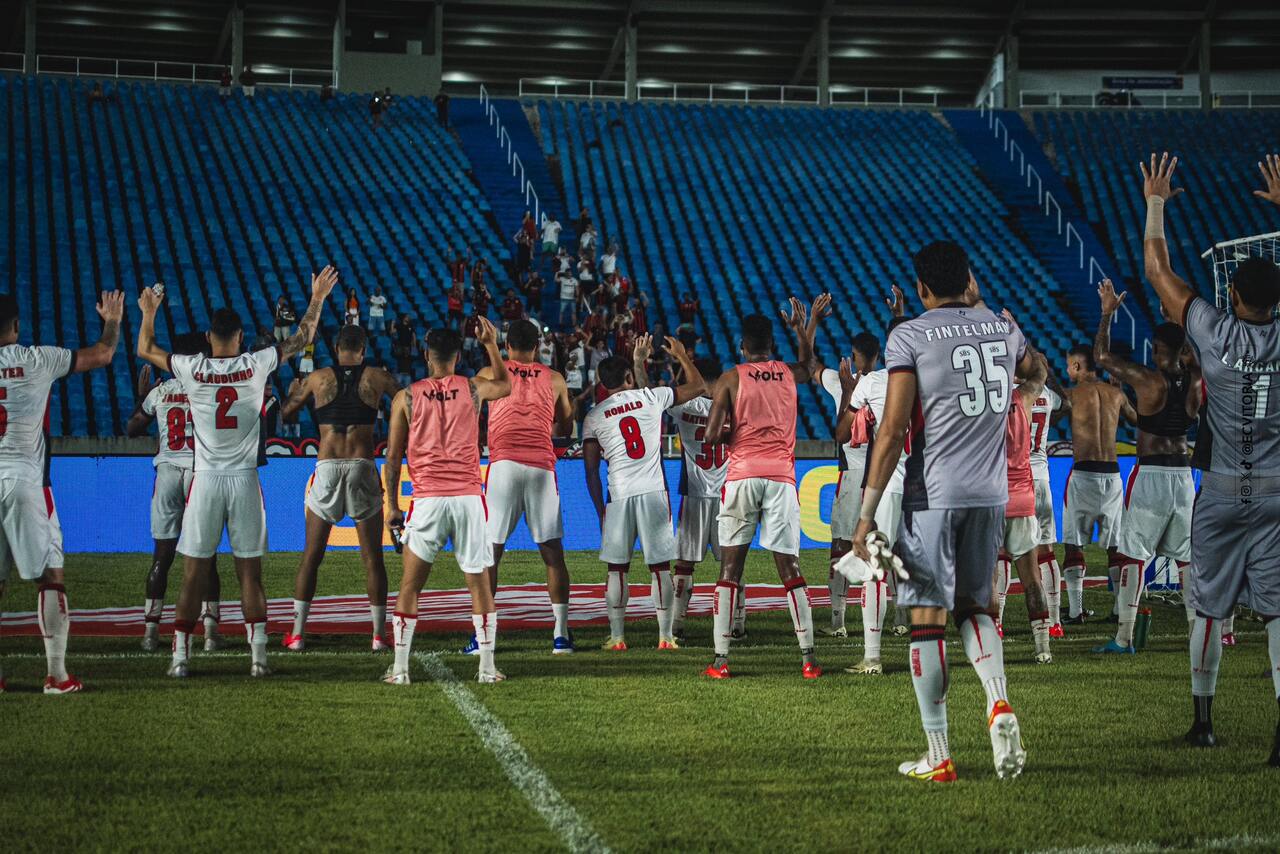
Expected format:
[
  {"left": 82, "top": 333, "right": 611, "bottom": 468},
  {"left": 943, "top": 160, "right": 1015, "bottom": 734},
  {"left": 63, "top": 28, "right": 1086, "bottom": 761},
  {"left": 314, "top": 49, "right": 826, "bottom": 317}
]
[
  {"left": 802, "top": 662, "right": 823, "bottom": 680},
  {"left": 704, "top": 662, "right": 731, "bottom": 679},
  {"left": 898, "top": 756, "right": 958, "bottom": 782},
  {"left": 43, "top": 675, "right": 84, "bottom": 695},
  {"left": 657, "top": 638, "right": 679, "bottom": 650},
  {"left": 601, "top": 637, "right": 628, "bottom": 651},
  {"left": 1048, "top": 623, "right": 1064, "bottom": 639}
]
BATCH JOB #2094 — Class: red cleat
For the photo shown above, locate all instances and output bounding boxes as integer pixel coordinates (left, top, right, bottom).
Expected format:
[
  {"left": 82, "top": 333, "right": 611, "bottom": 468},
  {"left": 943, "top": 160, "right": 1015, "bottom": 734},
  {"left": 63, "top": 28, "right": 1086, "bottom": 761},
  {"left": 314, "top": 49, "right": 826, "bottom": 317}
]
[
  {"left": 0, "top": 678, "right": 7, "bottom": 693},
  {"left": 1221, "top": 633, "right": 1237, "bottom": 647},
  {"left": 996, "top": 621, "right": 1005, "bottom": 639},
  {"left": 43, "top": 675, "right": 83, "bottom": 695},
  {"left": 283, "top": 632, "right": 304, "bottom": 651},
  {"left": 371, "top": 634, "right": 391, "bottom": 652},
  {"left": 704, "top": 663, "right": 731, "bottom": 679},
  {"left": 802, "top": 662, "right": 823, "bottom": 680},
  {"left": 1049, "top": 623, "right": 1065, "bottom": 639}
]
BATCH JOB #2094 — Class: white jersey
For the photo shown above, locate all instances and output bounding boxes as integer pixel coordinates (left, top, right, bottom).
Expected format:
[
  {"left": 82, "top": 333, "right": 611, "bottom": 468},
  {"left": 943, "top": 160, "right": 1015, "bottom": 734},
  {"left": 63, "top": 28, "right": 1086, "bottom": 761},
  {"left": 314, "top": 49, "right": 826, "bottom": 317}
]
[
  {"left": 142, "top": 378, "right": 194, "bottom": 470},
  {"left": 170, "top": 347, "right": 278, "bottom": 473},
  {"left": 849, "top": 368, "right": 906, "bottom": 494},
  {"left": 0, "top": 344, "right": 74, "bottom": 485},
  {"left": 582, "top": 386, "right": 673, "bottom": 500},
  {"left": 668, "top": 396, "right": 728, "bottom": 499},
  {"left": 819, "top": 367, "right": 866, "bottom": 472},
  {"left": 1028, "top": 386, "right": 1060, "bottom": 482}
]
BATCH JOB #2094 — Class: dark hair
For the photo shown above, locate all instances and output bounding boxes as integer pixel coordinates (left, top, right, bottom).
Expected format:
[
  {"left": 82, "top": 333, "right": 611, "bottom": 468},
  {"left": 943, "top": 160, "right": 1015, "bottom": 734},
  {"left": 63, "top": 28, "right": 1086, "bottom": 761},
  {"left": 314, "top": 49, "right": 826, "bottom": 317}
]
[
  {"left": 597, "top": 355, "right": 631, "bottom": 390},
  {"left": 0, "top": 293, "right": 18, "bottom": 332},
  {"left": 694, "top": 358, "right": 722, "bottom": 382},
  {"left": 337, "top": 325, "right": 367, "bottom": 354},
  {"left": 886, "top": 316, "right": 911, "bottom": 336},
  {"left": 425, "top": 328, "right": 462, "bottom": 361},
  {"left": 173, "top": 332, "right": 206, "bottom": 357},
  {"left": 740, "top": 314, "right": 773, "bottom": 355},
  {"left": 210, "top": 307, "right": 243, "bottom": 341},
  {"left": 912, "top": 240, "right": 971, "bottom": 299},
  {"left": 852, "top": 332, "right": 881, "bottom": 361},
  {"left": 1232, "top": 257, "right": 1280, "bottom": 311},
  {"left": 1068, "top": 344, "right": 1095, "bottom": 369},
  {"left": 506, "top": 319, "right": 540, "bottom": 352},
  {"left": 1152, "top": 322, "right": 1185, "bottom": 353}
]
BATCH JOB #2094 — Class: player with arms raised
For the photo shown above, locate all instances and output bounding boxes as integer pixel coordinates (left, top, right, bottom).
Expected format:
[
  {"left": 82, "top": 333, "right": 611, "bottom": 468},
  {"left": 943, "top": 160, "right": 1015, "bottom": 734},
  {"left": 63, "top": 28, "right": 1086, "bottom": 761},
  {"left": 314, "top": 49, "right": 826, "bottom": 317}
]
[
  {"left": 852, "top": 242, "right": 1033, "bottom": 782},
  {"left": 381, "top": 321, "right": 511, "bottom": 684},
  {"left": 0, "top": 290, "right": 122, "bottom": 693},
  {"left": 1142, "top": 151, "right": 1280, "bottom": 761},
  {"left": 583, "top": 336, "right": 705, "bottom": 650},
  {"left": 281, "top": 324, "right": 401, "bottom": 652},
  {"left": 704, "top": 294, "right": 830, "bottom": 680},
  {"left": 137, "top": 268, "right": 337, "bottom": 677}
]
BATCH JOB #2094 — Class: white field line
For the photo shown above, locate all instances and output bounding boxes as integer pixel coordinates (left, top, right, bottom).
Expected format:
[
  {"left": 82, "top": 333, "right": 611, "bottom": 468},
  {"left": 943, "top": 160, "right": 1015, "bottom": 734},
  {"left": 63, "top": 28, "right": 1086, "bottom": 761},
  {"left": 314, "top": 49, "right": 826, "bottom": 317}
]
[
  {"left": 415, "top": 652, "right": 611, "bottom": 854},
  {"left": 1030, "top": 833, "right": 1280, "bottom": 854}
]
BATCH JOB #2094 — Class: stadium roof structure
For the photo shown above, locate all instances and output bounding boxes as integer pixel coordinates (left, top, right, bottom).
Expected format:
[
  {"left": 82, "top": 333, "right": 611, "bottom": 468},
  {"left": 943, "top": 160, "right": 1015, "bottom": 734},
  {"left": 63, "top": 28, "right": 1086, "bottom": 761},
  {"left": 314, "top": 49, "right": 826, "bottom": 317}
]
[{"left": 10, "top": 0, "right": 1280, "bottom": 104}]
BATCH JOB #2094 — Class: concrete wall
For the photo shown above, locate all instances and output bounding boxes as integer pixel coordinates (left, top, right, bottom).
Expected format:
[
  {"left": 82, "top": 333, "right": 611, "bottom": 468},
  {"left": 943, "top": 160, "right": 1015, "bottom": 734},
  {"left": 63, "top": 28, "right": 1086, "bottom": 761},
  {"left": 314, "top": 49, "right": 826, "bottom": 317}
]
[{"left": 340, "top": 50, "right": 441, "bottom": 97}]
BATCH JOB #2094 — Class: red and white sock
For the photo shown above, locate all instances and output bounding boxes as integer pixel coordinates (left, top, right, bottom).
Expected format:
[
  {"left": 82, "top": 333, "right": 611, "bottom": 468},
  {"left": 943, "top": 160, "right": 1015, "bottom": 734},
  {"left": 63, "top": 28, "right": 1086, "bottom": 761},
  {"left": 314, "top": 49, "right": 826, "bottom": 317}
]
[
  {"left": 606, "top": 569, "right": 628, "bottom": 640},
  {"left": 38, "top": 583, "right": 70, "bottom": 681},
  {"left": 784, "top": 576, "right": 814, "bottom": 650},
  {"left": 1038, "top": 554, "right": 1061, "bottom": 623},
  {"left": 1114, "top": 558, "right": 1145, "bottom": 647},
  {"left": 1031, "top": 617, "right": 1051, "bottom": 656},
  {"left": 473, "top": 612, "right": 498, "bottom": 675},
  {"left": 712, "top": 581, "right": 736, "bottom": 657},
  {"left": 201, "top": 599, "right": 221, "bottom": 637},
  {"left": 862, "top": 579, "right": 886, "bottom": 660},
  {"left": 1064, "top": 560, "right": 1086, "bottom": 618},
  {"left": 371, "top": 603, "right": 387, "bottom": 640},
  {"left": 994, "top": 553, "right": 1011, "bottom": 625},
  {"left": 671, "top": 567, "right": 695, "bottom": 634},
  {"left": 828, "top": 558, "right": 849, "bottom": 630},
  {"left": 960, "top": 613, "right": 1008, "bottom": 715},
  {"left": 291, "top": 599, "right": 310, "bottom": 638},
  {"left": 909, "top": 625, "right": 950, "bottom": 765},
  {"left": 1190, "top": 615, "right": 1222, "bottom": 697},
  {"left": 651, "top": 568, "right": 674, "bottom": 639},
  {"left": 171, "top": 619, "right": 195, "bottom": 667},
  {"left": 143, "top": 598, "right": 162, "bottom": 641},
  {"left": 732, "top": 582, "right": 746, "bottom": 633},
  {"left": 392, "top": 611, "right": 417, "bottom": 675},
  {"left": 246, "top": 621, "right": 268, "bottom": 666}
]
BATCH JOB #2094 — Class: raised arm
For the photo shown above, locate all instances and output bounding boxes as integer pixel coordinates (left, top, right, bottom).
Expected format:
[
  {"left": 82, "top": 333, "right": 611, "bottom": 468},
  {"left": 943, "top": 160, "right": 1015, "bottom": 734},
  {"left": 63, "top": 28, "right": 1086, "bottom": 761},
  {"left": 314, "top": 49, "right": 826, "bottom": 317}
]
[
  {"left": 551, "top": 371, "right": 574, "bottom": 438},
  {"left": 135, "top": 285, "right": 170, "bottom": 371},
  {"left": 1140, "top": 153, "right": 1195, "bottom": 323},
  {"left": 470, "top": 317, "right": 511, "bottom": 403},
  {"left": 851, "top": 369, "right": 917, "bottom": 560},
  {"left": 280, "top": 374, "right": 314, "bottom": 420},
  {"left": 631, "top": 334, "right": 653, "bottom": 390},
  {"left": 705, "top": 369, "right": 738, "bottom": 444},
  {"left": 382, "top": 389, "right": 410, "bottom": 532},
  {"left": 832, "top": 358, "right": 859, "bottom": 445},
  {"left": 280, "top": 266, "right": 339, "bottom": 359},
  {"left": 1094, "top": 279, "right": 1161, "bottom": 396},
  {"left": 583, "top": 438, "right": 606, "bottom": 525},
  {"left": 666, "top": 336, "right": 705, "bottom": 406},
  {"left": 783, "top": 293, "right": 830, "bottom": 384},
  {"left": 1017, "top": 349, "right": 1049, "bottom": 407},
  {"left": 68, "top": 289, "right": 124, "bottom": 373}
]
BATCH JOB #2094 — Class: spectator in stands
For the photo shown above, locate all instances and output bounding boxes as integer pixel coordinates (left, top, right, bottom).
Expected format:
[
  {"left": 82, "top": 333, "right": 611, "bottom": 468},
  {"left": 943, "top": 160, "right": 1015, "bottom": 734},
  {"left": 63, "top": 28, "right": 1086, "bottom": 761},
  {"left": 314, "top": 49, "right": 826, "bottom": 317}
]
[
  {"left": 274, "top": 296, "right": 297, "bottom": 343},
  {"left": 392, "top": 315, "right": 416, "bottom": 385},
  {"left": 252, "top": 326, "right": 276, "bottom": 352},
  {"left": 523, "top": 270, "right": 545, "bottom": 318},
  {"left": 575, "top": 206, "right": 592, "bottom": 238},
  {"left": 433, "top": 90, "right": 450, "bottom": 126},
  {"left": 240, "top": 64, "right": 257, "bottom": 98},
  {"left": 599, "top": 243, "right": 617, "bottom": 281},
  {"left": 557, "top": 269, "right": 579, "bottom": 330},
  {"left": 537, "top": 331, "right": 556, "bottom": 367},
  {"left": 370, "top": 92, "right": 385, "bottom": 129},
  {"left": 541, "top": 214, "right": 562, "bottom": 262},
  {"left": 500, "top": 289, "right": 525, "bottom": 323},
  {"left": 521, "top": 210, "right": 538, "bottom": 246},
  {"left": 577, "top": 256, "right": 597, "bottom": 310},
  {"left": 471, "top": 277, "right": 492, "bottom": 319},
  {"left": 462, "top": 314, "right": 482, "bottom": 370},
  {"left": 445, "top": 281, "right": 464, "bottom": 330},
  {"left": 368, "top": 286, "right": 387, "bottom": 334},
  {"left": 629, "top": 293, "right": 649, "bottom": 334},
  {"left": 298, "top": 341, "right": 316, "bottom": 377},
  {"left": 345, "top": 289, "right": 361, "bottom": 326},
  {"left": 582, "top": 305, "right": 608, "bottom": 341},
  {"left": 565, "top": 334, "right": 586, "bottom": 397},
  {"left": 449, "top": 251, "right": 468, "bottom": 289},
  {"left": 513, "top": 228, "right": 532, "bottom": 280},
  {"left": 677, "top": 292, "right": 699, "bottom": 327},
  {"left": 588, "top": 335, "right": 610, "bottom": 379},
  {"left": 219, "top": 68, "right": 233, "bottom": 100},
  {"left": 612, "top": 273, "right": 632, "bottom": 315},
  {"left": 553, "top": 246, "right": 573, "bottom": 277},
  {"left": 676, "top": 321, "right": 699, "bottom": 355},
  {"left": 88, "top": 82, "right": 107, "bottom": 106},
  {"left": 471, "top": 256, "right": 489, "bottom": 294},
  {"left": 320, "top": 83, "right": 334, "bottom": 103},
  {"left": 579, "top": 223, "right": 597, "bottom": 259}
]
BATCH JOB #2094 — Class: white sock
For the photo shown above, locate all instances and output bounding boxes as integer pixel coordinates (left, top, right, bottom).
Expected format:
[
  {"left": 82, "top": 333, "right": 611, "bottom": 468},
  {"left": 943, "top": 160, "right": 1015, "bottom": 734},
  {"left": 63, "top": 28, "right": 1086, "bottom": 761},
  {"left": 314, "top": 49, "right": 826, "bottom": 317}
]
[
  {"left": 38, "top": 584, "right": 70, "bottom": 681},
  {"left": 606, "top": 569, "right": 628, "bottom": 640},
  {"left": 672, "top": 570, "right": 694, "bottom": 634},
  {"left": 246, "top": 621, "right": 268, "bottom": 666},
  {"left": 1190, "top": 615, "right": 1223, "bottom": 697},
  {"left": 784, "top": 577, "right": 814, "bottom": 651},
  {"left": 1065, "top": 564, "right": 1085, "bottom": 618},
  {"left": 551, "top": 602, "right": 569, "bottom": 639},
  {"left": 862, "top": 579, "right": 886, "bottom": 660},
  {"left": 1180, "top": 563, "right": 1196, "bottom": 627},
  {"left": 994, "top": 555, "right": 1011, "bottom": 624},
  {"left": 144, "top": 597, "right": 163, "bottom": 623},
  {"left": 960, "top": 613, "right": 1008, "bottom": 714},
  {"left": 1109, "top": 563, "right": 1121, "bottom": 615},
  {"left": 713, "top": 581, "right": 735, "bottom": 657},
  {"left": 909, "top": 626, "right": 950, "bottom": 764},
  {"left": 201, "top": 599, "right": 221, "bottom": 636},
  {"left": 370, "top": 603, "right": 387, "bottom": 639},
  {"left": 1223, "top": 613, "right": 1235, "bottom": 638},
  {"left": 1032, "top": 618, "right": 1051, "bottom": 656},
  {"left": 1115, "top": 560, "right": 1144, "bottom": 647},
  {"left": 732, "top": 582, "right": 747, "bottom": 633},
  {"left": 473, "top": 612, "right": 498, "bottom": 675},
  {"left": 291, "top": 599, "right": 310, "bottom": 638},
  {"left": 652, "top": 568, "right": 674, "bottom": 640},
  {"left": 829, "top": 557, "right": 849, "bottom": 630},
  {"left": 1267, "top": 618, "right": 1280, "bottom": 700},
  {"left": 1038, "top": 556, "right": 1061, "bottom": 623},
  {"left": 172, "top": 627, "right": 192, "bottom": 666},
  {"left": 393, "top": 612, "right": 417, "bottom": 675}
]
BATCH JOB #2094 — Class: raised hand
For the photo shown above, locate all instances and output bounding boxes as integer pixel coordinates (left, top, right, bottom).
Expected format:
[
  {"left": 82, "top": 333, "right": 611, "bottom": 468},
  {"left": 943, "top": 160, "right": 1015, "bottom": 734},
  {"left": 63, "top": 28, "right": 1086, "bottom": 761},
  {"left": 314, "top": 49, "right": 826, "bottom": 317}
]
[
  {"left": 886, "top": 284, "right": 905, "bottom": 318},
  {"left": 632, "top": 333, "right": 653, "bottom": 364},
  {"left": 663, "top": 335, "right": 688, "bottom": 363},
  {"left": 1140, "top": 152, "right": 1185, "bottom": 202},
  {"left": 780, "top": 297, "right": 808, "bottom": 333},
  {"left": 136, "top": 364, "right": 157, "bottom": 398},
  {"left": 838, "top": 357, "right": 858, "bottom": 394},
  {"left": 809, "top": 292, "right": 833, "bottom": 326},
  {"left": 1000, "top": 307, "right": 1016, "bottom": 326},
  {"left": 311, "top": 265, "right": 339, "bottom": 301},
  {"left": 1255, "top": 154, "right": 1280, "bottom": 206},
  {"left": 476, "top": 316, "right": 499, "bottom": 346},
  {"left": 1098, "top": 278, "right": 1126, "bottom": 314},
  {"left": 97, "top": 289, "right": 125, "bottom": 322}
]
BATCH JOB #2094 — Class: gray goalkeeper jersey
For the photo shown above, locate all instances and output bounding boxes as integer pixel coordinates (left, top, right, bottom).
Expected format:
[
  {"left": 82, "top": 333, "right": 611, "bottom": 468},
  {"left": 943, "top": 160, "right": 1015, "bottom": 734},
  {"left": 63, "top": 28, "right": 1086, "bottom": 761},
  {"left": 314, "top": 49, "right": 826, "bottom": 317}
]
[
  {"left": 1184, "top": 297, "right": 1280, "bottom": 480},
  {"left": 884, "top": 303, "right": 1026, "bottom": 511}
]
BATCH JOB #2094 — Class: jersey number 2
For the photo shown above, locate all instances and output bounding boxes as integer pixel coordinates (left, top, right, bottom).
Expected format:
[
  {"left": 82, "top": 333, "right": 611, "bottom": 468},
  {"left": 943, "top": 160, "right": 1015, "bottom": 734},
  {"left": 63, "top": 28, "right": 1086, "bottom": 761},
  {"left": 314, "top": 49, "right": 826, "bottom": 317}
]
[
  {"left": 215, "top": 387, "right": 239, "bottom": 429},
  {"left": 619, "top": 416, "right": 646, "bottom": 460}
]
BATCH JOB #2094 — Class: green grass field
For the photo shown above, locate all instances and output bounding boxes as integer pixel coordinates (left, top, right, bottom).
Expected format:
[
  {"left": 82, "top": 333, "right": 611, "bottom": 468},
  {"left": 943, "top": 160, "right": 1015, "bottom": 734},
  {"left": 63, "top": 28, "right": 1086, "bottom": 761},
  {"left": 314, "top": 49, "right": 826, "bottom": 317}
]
[{"left": 2, "top": 547, "right": 1278, "bottom": 853}]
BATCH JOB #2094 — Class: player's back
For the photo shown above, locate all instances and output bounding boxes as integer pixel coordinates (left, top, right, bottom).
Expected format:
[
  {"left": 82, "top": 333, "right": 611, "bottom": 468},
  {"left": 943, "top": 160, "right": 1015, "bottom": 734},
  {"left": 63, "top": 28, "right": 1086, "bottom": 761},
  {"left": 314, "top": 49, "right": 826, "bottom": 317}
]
[
  {"left": 726, "top": 361, "right": 796, "bottom": 484},
  {"left": 886, "top": 304, "right": 1024, "bottom": 510},
  {"left": 583, "top": 386, "right": 673, "bottom": 500},
  {"left": 670, "top": 395, "right": 728, "bottom": 497},
  {"left": 0, "top": 344, "right": 73, "bottom": 483},
  {"left": 145, "top": 378, "right": 194, "bottom": 468},
  {"left": 1006, "top": 400, "right": 1035, "bottom": 516},
  {"left": 488, "top": 360, "right": 556, "bottom": 470},
  {"left": 1067, "top": 382, "right": 1124, "bottom": 462},
  {"left": 171, "top": 349, "right": 277, "bottom": 473},
  {"left": 407, "top": 373, "right": 481, "bottom": 497},
  {"left": 1028, "top": 387, "right": 1058, "bottom": 479}
]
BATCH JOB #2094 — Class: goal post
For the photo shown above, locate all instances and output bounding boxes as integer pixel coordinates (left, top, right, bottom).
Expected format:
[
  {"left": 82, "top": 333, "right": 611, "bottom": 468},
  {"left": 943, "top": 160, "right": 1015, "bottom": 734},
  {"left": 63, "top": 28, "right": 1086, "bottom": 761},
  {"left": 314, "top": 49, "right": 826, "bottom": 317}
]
[{"left": 1201, "top": 231, "right": 1280, "bottom": 308}]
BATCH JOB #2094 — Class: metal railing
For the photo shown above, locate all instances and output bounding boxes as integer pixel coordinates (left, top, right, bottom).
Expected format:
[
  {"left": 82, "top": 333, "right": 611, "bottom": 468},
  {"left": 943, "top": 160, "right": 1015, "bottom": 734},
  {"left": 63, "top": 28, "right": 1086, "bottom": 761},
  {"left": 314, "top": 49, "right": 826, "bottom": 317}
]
[
  {"left": 517, "top": 77, "right": 938, "bottom": 108},
  {"left": 26, "top": 53, "right": 332, "bottom": 89},
  {"left": 1021, "top": 89, "right": 1280, "bottom": 110},
  {"left": 0, "top": 52, "right": 25, "bottom": 73},
  {"left": 979, "top": 100, "right": 1138, "bottom": 352},
  {"left": 479, "top": 83, "right": 542, "bottom": 226}
]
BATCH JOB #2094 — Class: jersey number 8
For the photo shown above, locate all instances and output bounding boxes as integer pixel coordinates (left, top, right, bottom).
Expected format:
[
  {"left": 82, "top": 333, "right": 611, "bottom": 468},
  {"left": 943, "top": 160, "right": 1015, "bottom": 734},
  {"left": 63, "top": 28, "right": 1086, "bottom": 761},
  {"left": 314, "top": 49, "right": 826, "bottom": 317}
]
[{"left": 619, "top": 415, "right": 645, "bottom": 460}]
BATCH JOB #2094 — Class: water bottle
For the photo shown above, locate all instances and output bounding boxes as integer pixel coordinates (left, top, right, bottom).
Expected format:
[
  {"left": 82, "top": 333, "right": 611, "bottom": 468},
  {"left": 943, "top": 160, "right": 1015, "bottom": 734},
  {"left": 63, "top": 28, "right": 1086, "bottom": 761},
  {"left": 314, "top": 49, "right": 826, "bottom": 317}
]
[{"left": 1134, "top": 608, "right": 1152, "bottom": 651}]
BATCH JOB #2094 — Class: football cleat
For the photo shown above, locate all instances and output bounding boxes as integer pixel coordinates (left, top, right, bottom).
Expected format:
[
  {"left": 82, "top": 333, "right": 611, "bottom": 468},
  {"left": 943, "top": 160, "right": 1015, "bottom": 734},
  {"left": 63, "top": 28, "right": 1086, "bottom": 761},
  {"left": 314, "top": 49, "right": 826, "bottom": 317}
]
[
  {"left": 658, "top": 638, "right": 680, "bottom": 650},
  {"left": 1048, "top": 623, "right": 1065, "bottom": 639},
  {"left": 204, "top": 631, "right": 225, "bottom": 652},
  {"left": 249, "top": 663, "right": 272, "bottom": 678},
  {"left": 988, "top": 700, "right": 1026, "bottom": 779},
  {"left": 382, "top": 666, "right": 410, "bottom": 686},
  {"left": 167, "top": 661, "right": 189, "bottom": 679},
  {"left": 141, "top": 634, "right": 159, "bottom": 653},
  {"left": 43, "top": 675, "right": 84, "bottom": 695},
  {"left": 601, "top": 637, "right": 628, "bottom": 651},
  {"left": 820, "top": 626, "right": 849, "bottom": 638},
  {"left": 898, "top": 755, "right": 957, "bottom": 783},
  {"left": 802, "top": 662, "right": 823, "bottom": 680},
  {"left": 460, "top": 634, "right": 480, "bottom": 656},
  {"left": 672, "top": 627, "right": 687, "bottom": 643},
  {"left": 1035, "top": 651, "right": 1053, "bottom": 665},
  {"left": 1184, "top": 724, "right": 1218, "bottom": 748},
  {"left": 1221, "top": 633, "right": 1237, "bottom": 647},
  {"left": 1092, "top": 640, "right": 1135, "bottom": 655},
  {"left": 0, "top": 678, "right": 6, "bottom": 693},
  {"left": 996, "top": 621, "right": 1004, "bottom": 639},
  {"left": 1063, "top": 609, "right": 1095, "bottom": 625},
  {"left": 704, "top": 662, "right": 731, "bottom": 679},
  {"left": 371, "top": 635, "right": 391, "bottom": 652},
  {"left": 282, "top": 633, "right": 305, "bottom": 652},
  {"left": 477, "top": 669, "right": 507, "bottom": 684},
  {"left": 552, "top": 635, "right": 576, "bottom": 655},
  {"left": 844, "top": 658, "right": 883, "bottom": 675},
  {"left": 730, "top": 627, "right": 748, "bottom": 640}
]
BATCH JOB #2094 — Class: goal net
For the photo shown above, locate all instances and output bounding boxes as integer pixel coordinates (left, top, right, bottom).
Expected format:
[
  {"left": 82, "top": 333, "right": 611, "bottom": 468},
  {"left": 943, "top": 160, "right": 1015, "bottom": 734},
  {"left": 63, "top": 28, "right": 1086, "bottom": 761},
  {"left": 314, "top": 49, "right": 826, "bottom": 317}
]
[{"left": 1201, "top": 231, "right": 1280, "bottom": 308}]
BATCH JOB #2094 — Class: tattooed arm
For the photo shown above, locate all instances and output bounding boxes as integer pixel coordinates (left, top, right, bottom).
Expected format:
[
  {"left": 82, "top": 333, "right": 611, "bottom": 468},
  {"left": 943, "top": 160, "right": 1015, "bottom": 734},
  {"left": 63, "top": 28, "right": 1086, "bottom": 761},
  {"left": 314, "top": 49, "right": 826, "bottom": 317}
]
[{"left": 279, "top": 266, "right": 339, "bottom": 359}]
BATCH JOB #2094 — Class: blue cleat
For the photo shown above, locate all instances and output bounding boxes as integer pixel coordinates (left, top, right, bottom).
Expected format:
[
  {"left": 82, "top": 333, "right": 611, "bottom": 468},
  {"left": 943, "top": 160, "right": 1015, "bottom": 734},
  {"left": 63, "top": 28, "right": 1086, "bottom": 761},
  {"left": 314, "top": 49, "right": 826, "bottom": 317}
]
[
  {"left": 552, "top": 634, "right": 576, "bottom": 655},
  {"left": 460, "top": 634, "right": 480, "bottom": 656},
  {"left": 1092, "top": 640, "right": 1136, "bottom": 655}
]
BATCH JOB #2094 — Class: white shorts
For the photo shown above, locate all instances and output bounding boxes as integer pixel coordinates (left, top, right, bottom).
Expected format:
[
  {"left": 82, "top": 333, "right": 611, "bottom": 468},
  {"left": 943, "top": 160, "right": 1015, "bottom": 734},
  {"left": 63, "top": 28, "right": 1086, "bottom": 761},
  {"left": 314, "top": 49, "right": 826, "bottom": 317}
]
[
  {"left": 676, "top": 494, "right": 720, "bottom": 563},
  {"left": 0, "top": 480, "right": 59, "bottom": 582},
  {"left": 830, "top": 468, "right": 863, "bottom": 541},
  {"left": 485, "top": 460, "right": 563, "bottom": 544},
  {"left": 719, "top": 477, "right": 800, "bottom": 556},
  {"left": 876, "top": 490, "right": 904, "bottom": 548},
  {"left": 305, "top": 458, "right": 383, "bottom": 525},
  {"left": 404, "top": 494, "right": 491, "bottom": 573},
  {"left": 1062, "top": 466, "right": 1122, "bottom": 549},
  {"left": 601, "top": 491, "right": 676, "bottom": 566},
  {"left": 1003, "top": 514, "right": 1040, "bottom": 559},
  {"left": 1033, "top": 477, "right": 1056, "bottom": 545},
  {"left": 178, "top": 471, "right": 267, "bottom": 559},
  {"left": 151, "top": 463, "right": 194, "bottom": 540},
  {"left": 1115, "top": 463, "right": 1194, "bottom": 563}
]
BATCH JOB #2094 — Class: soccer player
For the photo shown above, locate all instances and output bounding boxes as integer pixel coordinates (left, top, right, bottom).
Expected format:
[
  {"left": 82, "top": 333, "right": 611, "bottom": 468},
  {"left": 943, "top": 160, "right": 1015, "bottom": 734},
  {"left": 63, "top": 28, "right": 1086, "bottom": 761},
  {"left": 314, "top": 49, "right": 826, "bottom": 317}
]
[
  {"left": 704, "top": 294, "right": 830, "bottom": 680},
  {"left": 1091, "top": 280, "right": 1200, "bottom": 655},
  {"left": 281, "top": 324, "right": 401, "bottom": 652},
  {"left": 852, "top": 242, "right": 1033, "bottom": 782},
  {"left": 1060, "top": 342, "right": 1135, "bottom": 626},
  {"left": 1029, "top": 373, "right": 1067, "bottom": 638},
  {"left": 583, "top": 336, "right": 705, "bottom": 650},
  {"left": 127, "top": 334, "right": 224, "bottom": 653},
  {"left": 137, "top": 268, "right": 336, "bottom": 677},
  {"left": 477, "top": 318, "right": 576, "bottom": 655},
  {"left": 651, "top": 353, "right": 727, "bottom": 642},
  {"left": 382, "top": 321, "right": 511, "bottom": 684},
  {"left": 1141, "top": 151, "right": 1280, "bottom": 760},
  {"left": 0, "top": 290, "right": 122, "bottom": 694}
]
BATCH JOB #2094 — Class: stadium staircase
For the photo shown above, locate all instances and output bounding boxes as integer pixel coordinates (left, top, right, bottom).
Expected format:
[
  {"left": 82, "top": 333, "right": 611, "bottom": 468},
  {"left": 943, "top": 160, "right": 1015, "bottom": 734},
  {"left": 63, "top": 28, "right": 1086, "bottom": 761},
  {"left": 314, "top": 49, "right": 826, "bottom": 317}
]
[{"left": 945, "top": 109, "right": 1152, "bottom": 355}]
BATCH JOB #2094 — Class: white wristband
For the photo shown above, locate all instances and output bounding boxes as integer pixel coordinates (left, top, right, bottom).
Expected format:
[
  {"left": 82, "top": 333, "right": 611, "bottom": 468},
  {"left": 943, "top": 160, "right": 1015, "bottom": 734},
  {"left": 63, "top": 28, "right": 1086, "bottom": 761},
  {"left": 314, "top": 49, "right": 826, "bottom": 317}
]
[
  {"left": 1144, "top": 195, "right": 1165, "bottom": 241},
  {"left": 859, "top": 487, "right": 883, "bottom": 522}
]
